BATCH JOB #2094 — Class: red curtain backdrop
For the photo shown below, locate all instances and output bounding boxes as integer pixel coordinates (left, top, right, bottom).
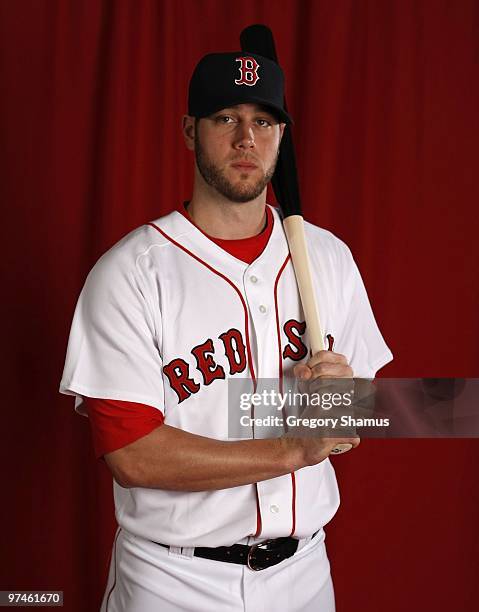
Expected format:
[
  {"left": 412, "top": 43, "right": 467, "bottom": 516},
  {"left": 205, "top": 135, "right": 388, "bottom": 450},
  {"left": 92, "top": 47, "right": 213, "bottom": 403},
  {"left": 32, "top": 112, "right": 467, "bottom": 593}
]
[{"left": 1, "top": 1, "right": 478, "bottom": 610}]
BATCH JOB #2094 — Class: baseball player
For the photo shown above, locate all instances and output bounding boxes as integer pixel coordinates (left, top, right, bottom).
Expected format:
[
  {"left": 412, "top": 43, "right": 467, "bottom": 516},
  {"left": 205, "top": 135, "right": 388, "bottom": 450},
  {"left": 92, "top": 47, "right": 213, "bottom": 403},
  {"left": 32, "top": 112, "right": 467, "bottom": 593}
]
[{"left": 60, "top": 51, "right": 392, "bottom": 611}]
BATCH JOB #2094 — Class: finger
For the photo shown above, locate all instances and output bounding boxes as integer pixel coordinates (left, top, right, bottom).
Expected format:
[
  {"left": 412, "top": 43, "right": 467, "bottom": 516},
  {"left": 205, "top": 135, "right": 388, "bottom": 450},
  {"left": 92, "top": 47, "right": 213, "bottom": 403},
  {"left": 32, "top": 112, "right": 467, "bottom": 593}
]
[
  {"left": 307, "top": 350, "right": 349, "bottom": 368},
  {"left": 293, "top": 364, "right": 312, "bottom": 380},
  {"left": 309, "top": 362, "right": 353, "bottom": 379}
]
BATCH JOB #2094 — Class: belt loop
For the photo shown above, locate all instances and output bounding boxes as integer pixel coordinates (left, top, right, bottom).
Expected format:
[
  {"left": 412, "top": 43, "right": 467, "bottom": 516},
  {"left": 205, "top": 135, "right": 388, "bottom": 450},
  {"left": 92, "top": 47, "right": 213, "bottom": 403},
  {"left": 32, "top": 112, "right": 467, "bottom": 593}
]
[
  {"left": 168, "top": 546, "right": 194, "bottom": 560},
  {"left": 296, "top": 535, "right": 312, "bottom": 553}
]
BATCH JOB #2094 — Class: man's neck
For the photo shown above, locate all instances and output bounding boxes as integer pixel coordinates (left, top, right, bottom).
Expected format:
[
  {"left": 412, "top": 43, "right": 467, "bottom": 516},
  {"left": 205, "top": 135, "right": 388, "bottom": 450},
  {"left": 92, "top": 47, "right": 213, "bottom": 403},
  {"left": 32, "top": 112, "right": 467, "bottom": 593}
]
[{"left": 186, "top": 182, "right": 267, "bottom": 240}]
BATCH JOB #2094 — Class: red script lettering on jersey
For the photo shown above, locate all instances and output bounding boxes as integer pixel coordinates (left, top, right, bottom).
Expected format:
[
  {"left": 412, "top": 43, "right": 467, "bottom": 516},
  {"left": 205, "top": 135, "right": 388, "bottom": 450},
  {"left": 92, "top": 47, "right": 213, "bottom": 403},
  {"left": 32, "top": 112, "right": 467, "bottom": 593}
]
[{"left": 163, "top": 320, "right": 308, "bottom": 403}]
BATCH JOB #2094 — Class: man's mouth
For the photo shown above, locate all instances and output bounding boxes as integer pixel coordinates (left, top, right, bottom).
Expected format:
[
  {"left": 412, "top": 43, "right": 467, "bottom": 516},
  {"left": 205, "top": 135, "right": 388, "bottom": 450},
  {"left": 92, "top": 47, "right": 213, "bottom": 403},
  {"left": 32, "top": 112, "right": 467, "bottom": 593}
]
[{"left": 230, "top": 161, "right": 258, "bottom": 170}]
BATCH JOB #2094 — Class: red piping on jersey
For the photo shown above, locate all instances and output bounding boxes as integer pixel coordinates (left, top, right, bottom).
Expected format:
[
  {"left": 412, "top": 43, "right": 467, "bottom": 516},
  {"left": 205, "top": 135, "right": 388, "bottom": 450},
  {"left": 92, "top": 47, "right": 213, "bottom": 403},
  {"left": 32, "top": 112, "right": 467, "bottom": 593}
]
[
  {"left": 273, "top": 254, "right": 292, "bottom": 394},
  {"left": 105, "top": 528, "right": 121, "bottom": 611},
  {"left": 254, "top": 486, "right": 262, "bottom": 539},
  {"left": 148, "top": 222, "right": 263, "bottom": 537},
  {"left": 179, "top": 204, "right": 274, "bottom": 265},
  {"left": 147, "top": 222, "right": 257, "bottom": 389},
  {"left": 273, "top": 253, "right": 297, "bottom": 537},
  {"left": 290, "top": 473, "right": 297, "bottom": 536}
]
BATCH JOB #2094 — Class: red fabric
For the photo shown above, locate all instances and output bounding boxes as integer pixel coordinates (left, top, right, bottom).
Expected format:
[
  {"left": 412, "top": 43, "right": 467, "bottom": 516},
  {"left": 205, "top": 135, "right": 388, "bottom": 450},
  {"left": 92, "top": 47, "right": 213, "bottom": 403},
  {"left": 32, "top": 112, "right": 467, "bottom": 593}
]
[
  {"left": 180, "top": 204, "right": 274, "bottom": 264},
  {"left": 83, "top": 398, "right": 164, "bottom": 459},
  {"left": 1, "top": 3, "right": 478, "bottom": 612}
]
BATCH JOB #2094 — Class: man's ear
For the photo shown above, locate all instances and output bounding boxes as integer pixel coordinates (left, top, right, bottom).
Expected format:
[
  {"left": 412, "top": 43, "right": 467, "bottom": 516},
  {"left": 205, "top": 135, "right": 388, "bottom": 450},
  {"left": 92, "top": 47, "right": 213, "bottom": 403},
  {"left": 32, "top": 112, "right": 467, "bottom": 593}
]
[
  {"left": 279, "top": 122, "right": 286, "bottom": 142},
  {"left": 182, "top": 115, "right": 196, "bottom": 151}
]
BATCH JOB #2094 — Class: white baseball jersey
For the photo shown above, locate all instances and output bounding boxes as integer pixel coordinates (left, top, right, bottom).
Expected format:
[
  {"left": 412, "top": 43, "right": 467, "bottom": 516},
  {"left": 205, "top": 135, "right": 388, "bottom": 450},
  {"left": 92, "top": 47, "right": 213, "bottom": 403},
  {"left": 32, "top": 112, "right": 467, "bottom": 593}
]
[{"left": 60, "top": 205, "right": 392, "bottom": 548}]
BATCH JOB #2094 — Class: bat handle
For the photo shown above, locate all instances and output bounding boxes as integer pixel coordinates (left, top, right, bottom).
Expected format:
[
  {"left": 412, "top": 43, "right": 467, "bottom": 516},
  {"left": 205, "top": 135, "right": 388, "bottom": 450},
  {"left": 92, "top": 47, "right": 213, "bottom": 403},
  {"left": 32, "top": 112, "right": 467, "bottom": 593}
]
[
  {"left": 329, "top": 443, "right": 353, "bottom": 455},
  {"left": 282, "top": 215, "right": 324, "bottom": 353},
  {"left": 282, "top": 216, "right": 353, "bottom": 457}
]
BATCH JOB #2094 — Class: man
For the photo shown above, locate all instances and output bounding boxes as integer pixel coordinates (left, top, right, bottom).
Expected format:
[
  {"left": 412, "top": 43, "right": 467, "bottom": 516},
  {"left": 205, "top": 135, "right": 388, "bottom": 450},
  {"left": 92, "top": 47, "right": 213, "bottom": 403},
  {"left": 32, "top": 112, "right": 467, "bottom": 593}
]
[{"left": 60, "top": 51, "right": 392, "bottom": 611}]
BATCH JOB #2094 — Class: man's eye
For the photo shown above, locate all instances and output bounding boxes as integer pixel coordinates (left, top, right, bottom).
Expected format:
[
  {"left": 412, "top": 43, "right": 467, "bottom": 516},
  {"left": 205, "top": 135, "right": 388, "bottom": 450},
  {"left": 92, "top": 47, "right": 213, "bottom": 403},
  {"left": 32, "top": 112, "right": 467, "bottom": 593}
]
[
  {"left": 256, "top": 118, "right": 272, "bottom": 127},
  {"left": 216, "top": 115, "right": 234, "bottom": 124}
]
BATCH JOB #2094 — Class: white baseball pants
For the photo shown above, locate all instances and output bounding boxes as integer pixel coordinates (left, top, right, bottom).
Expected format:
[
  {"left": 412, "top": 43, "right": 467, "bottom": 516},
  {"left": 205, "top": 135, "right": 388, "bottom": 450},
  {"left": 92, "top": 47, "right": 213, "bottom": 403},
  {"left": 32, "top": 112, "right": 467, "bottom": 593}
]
[{"left": 101, "top": 528, "right": 335, "bottom": 612}]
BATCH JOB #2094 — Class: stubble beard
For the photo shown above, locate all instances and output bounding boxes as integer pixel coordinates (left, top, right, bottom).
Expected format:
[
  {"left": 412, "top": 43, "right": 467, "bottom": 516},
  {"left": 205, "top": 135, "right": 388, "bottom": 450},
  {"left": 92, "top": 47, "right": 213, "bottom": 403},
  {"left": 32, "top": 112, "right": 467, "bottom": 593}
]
[{"left": 195, "top": 132, "right": 279, "bottom": 203}]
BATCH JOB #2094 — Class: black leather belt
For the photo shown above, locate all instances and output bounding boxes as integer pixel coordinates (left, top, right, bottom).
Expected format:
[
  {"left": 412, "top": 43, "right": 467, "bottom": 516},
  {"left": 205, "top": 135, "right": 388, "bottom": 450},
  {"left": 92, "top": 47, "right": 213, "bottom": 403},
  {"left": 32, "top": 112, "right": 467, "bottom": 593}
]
[{"left": 154, "top": 535, "right": 313, "bottom": 571}]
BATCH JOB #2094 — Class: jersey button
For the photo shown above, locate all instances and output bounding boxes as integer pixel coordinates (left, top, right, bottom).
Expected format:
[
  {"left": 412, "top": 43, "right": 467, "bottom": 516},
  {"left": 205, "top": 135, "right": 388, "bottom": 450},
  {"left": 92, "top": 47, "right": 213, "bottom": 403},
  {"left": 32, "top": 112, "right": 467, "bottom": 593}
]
[
  {"left": 259, "top": 305, "right": 267, "bottom": 314},
  {"left": 270, "top": 504, "right": 280, "bottom": 514},
  {"left": 250, "top": 275, "right": 258, "bottom": 283}
]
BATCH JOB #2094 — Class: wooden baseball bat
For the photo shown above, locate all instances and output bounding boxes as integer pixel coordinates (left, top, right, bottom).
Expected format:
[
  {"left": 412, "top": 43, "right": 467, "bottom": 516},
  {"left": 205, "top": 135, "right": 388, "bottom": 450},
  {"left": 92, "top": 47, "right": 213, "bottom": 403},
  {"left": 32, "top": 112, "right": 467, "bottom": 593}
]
[{"left": 240, "top": 24, "right": 352, "bottom": 455}]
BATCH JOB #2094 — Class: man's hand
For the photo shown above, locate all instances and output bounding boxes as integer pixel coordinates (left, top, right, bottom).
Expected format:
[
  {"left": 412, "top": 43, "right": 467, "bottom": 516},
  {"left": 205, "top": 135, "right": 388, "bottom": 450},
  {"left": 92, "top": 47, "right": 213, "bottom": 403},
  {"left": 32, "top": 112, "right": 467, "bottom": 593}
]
[
  {"left": 281, "top": 435, "right": 360, "bottom": 466},
  {"left": 104, "top": 352, "right": 359, "bottom": 491},
  {"left": 293, "top": 350, "right": 354, "bottom": 381},
  {"left": 285, "top": 350, "right": 360, "bottom": 459}
]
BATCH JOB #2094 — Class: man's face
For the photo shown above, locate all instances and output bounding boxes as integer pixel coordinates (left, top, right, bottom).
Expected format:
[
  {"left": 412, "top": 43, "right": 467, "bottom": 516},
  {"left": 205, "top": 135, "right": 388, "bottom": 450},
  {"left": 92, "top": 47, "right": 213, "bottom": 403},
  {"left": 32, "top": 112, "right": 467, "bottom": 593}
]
[{"left": 192, "top": 103, "right": 285, "bottom": 203}]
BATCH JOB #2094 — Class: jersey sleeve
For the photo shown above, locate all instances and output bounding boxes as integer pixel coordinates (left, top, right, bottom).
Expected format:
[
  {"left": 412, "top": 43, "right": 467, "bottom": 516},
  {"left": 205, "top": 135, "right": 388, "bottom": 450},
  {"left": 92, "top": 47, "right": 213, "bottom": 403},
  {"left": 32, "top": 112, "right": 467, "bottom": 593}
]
[
  {"left": 59, "top": 244, "right": 165, "bottom": 415},
  {"left": 84, "top": 398, "right": 165, "bottom": 458},
  {"left": 334, "top": 244, "right": 393, "bottom": 378}
]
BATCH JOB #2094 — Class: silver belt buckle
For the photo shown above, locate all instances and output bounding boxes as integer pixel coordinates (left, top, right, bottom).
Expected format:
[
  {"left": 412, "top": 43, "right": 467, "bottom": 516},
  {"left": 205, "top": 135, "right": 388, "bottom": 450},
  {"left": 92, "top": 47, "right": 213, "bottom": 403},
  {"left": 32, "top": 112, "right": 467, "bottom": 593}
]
[{"left": 247, "top": 539, "right": 278, "bottom": 571}]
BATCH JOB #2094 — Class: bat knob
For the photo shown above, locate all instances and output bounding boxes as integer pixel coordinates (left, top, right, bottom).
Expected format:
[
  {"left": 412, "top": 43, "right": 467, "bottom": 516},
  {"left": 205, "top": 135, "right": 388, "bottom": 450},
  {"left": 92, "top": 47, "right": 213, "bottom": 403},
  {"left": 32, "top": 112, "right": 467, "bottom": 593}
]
[{"left": 330, "top": 443, "right": 353, "bottom": 455}]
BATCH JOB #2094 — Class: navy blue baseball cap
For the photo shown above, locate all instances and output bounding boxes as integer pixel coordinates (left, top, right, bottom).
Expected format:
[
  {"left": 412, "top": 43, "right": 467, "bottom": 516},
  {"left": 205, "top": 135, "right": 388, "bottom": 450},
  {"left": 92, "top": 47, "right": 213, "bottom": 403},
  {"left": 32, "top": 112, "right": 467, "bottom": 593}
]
[{"left": 188, "top": 52, "right": 293, "bottom": 124}]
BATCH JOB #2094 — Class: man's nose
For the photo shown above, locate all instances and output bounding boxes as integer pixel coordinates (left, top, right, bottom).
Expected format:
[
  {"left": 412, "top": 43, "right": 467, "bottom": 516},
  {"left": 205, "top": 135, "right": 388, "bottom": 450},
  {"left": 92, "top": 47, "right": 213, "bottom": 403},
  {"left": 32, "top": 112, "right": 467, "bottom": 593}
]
[{"left": 233, "top": 123, "right": 255, "bottom": 149}]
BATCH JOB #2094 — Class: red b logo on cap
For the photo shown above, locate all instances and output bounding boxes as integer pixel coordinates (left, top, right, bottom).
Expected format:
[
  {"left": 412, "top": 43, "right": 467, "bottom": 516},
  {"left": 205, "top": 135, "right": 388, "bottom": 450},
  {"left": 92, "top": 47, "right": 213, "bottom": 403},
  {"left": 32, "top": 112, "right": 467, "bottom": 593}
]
[{"left": 235, "top": 57, "right": 260, "bottom": 86}]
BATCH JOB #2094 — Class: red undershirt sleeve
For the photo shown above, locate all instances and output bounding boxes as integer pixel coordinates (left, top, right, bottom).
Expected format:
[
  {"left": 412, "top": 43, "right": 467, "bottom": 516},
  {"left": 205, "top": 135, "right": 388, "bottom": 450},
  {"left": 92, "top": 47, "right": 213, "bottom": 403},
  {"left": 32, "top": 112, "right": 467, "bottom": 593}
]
[{"left": 83, "top": 397, "right": 164, "bottom": 459}]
